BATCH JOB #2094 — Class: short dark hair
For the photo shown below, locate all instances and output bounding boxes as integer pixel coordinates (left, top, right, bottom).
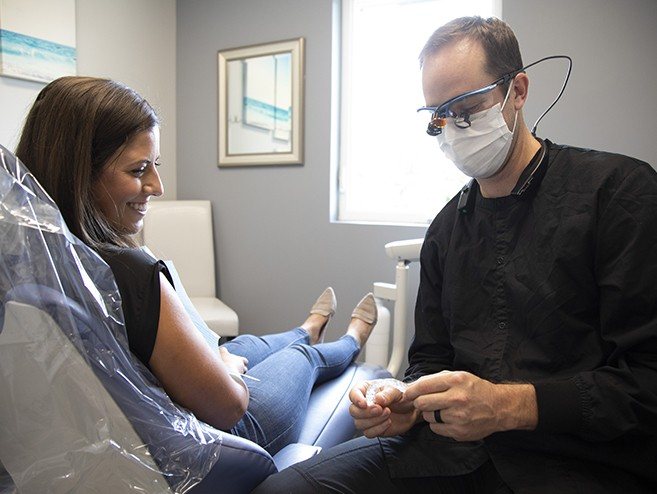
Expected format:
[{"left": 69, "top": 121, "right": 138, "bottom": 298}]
[
  {"left": 16, "top": 76, "right": 159, "bottom": 251},
  {"left": 419, "top": 16, "right": 523, "bottom": 87}
]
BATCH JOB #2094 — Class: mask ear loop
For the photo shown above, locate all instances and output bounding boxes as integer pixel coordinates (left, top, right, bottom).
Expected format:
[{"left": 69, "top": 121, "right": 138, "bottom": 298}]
[
  {"left": 500, "top": 79, "right": 514, "bottom": 111},
  {"left": 500, "top": 79, "right": 519, "bottom": 134}
]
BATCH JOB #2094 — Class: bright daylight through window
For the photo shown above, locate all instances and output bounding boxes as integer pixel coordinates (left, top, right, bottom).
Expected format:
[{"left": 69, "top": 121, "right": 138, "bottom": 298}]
[{"left": 336, "top": 0, "right": 498, "bottom": 224}]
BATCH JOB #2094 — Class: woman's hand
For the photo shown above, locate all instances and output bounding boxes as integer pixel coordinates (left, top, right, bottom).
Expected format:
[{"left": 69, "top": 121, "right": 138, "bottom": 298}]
[{"left": 219, "top": 347, "right": 249, "bottom": 375}]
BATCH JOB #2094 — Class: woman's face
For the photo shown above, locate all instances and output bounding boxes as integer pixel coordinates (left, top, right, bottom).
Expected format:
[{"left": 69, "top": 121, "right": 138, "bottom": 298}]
[{"left": 93, "top": 127, "right": 164, "bottom": 235}]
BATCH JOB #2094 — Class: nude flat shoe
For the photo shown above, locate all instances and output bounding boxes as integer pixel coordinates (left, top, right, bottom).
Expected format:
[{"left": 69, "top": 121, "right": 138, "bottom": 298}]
[
  {"left": 309, "top": 287, "right": 337, "bottom": 343},
  {"left": 310, "top": 287, "right": 337, "bottom": 317},
  {"left": 351, "top": 293, "right": 377, "bottom": 325}
]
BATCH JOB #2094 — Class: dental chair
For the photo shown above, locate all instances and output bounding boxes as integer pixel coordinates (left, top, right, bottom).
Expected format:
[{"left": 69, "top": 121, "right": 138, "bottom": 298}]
[
  {"left": 0, "top": 145, "right": 389, "bottom": 494},
  {"left": 141, "top": 200, "right": 239, "bottom": 338},
  {"left": 366, "top": 239, "right": 424, "bottom": 377}
]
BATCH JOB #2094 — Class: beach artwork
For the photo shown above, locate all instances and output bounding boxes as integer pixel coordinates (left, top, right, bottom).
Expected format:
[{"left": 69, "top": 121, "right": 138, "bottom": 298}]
[
  {"left": 242, "top": 53, "right": 292, "bottom": 144},
  {"left": 0, "top": 0, "right": 76, "bottom": 83},
  {"left": 225, "top": 51, "right": 294, "bottom": 156}
]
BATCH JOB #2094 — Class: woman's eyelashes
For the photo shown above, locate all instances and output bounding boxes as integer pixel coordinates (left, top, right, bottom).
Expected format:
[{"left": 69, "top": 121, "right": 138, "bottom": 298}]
[
  {"left": 131, "top": 160, "right": 160, "bottom": 177},
  {"left": 131, "top": 165, "right": 147, "bottom": 177}
]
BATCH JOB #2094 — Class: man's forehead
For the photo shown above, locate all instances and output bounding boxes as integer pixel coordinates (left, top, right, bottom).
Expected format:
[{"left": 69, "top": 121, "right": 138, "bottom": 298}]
[{"left": 421, "top": 38, "right": 493, "bottom": 105}]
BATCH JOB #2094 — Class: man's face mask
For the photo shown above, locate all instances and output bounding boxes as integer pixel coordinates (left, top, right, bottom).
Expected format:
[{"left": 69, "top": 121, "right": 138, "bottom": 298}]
[{"left": 419, "top": 75, "right": 519, "bottom": 179}]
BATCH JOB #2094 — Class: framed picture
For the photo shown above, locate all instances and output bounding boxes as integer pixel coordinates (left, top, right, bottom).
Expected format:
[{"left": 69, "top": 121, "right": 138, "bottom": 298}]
[
  {"left": 0, "top": 0, "right": 77, "bottom": 83},
  {"left": 218, "top": 38, "right": 304, "bottom": 167}
]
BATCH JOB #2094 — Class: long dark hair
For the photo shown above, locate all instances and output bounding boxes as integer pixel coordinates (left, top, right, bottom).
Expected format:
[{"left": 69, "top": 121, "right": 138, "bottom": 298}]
[{"left": 16, "top": 76, "right": 159, "bottom": 251}]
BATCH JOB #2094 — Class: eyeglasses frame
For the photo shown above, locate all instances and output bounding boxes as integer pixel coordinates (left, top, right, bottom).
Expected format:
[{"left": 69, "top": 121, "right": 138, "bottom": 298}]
[{"left": 417, "top": 69, "right": 523, "bottom": 136}]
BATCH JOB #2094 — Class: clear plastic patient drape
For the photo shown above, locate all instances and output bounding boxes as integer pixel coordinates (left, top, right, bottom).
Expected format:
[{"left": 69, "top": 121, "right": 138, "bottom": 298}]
[{"left": 0, "top": 145, "right": 223, "bottom": 493}]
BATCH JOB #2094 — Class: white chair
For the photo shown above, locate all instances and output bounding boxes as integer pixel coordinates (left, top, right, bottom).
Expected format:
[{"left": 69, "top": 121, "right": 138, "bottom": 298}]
[{"left": 141, "top": 200, "right": 238, "bottom": 337}]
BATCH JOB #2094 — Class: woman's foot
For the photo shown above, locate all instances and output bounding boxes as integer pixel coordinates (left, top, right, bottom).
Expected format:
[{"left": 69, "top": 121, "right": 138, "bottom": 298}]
[
  {"left": 302, "top": 287, "right": 336, "bottom": 344},
  {"left": 347, "top": 293, "right": 377, "bottom": 348}
]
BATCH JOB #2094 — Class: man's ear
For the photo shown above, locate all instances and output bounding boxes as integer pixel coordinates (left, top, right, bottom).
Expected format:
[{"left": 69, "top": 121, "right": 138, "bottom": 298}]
[{"left": 511, "top": 73, "right": 529, "bottom": 110}]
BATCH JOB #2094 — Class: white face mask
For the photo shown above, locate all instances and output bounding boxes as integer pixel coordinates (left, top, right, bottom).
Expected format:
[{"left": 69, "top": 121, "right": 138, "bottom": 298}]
[{"left": 437, "top": 86, "right": 518, "bottom": 179}]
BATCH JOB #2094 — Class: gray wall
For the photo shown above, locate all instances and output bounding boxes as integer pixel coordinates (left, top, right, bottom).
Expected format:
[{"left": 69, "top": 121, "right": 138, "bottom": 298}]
[
  {"left": 177, "top": 0, "right": 657, "bottom": 365},
  {"left": 505, "top": 0, "right": 657, "bottom": 164},
  {"left": 176, "top": 0, "right": 425, "bottom": 347},
  {"left": 0, "top": 0, "right": 178, "bottom": 196}
]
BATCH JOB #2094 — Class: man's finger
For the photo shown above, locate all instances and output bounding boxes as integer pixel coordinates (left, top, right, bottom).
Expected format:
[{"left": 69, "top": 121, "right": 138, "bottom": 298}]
[
  {"left": 404, "top": 372, "right": 453, "bottom": 401},
  {"left": 413, "top": 390, "right": 453, "bottom": 413},
  {"left": 422, "top": 409, "right": 447, "bottom": 424},
  {"left": 349, "top": 402, "right": 384, "bottom": 419},
  {"left": 373, "top": 386, "right": 404, "bottom": 407},
  {"left": 362, "top": 419, "right": 393, "bottom": 438},
  {"left": 354, "top": 410, "right": 391, "bottom": 432},
  {"left": 349, "top": 384, "right": 369, "bottom": 408}
]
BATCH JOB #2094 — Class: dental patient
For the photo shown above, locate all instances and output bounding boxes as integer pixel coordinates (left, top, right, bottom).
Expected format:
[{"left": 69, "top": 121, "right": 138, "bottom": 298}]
[{"left": 16, "top": 76, "right": 377, "bottom": 456}]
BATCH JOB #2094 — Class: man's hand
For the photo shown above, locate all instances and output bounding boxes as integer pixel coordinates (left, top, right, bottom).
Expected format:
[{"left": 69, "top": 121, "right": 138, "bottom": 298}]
[
  {"left": 404, "top": 371, "right": 538, "bottom": 442},
  {"left": 349, "top": 381, "right": 420, "bottom": 438}
]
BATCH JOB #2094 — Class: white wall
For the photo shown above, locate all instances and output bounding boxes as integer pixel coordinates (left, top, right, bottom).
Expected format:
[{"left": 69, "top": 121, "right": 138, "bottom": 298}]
[
  {"left": 0, "top": 78, "right": 34, "bottom": 150},
  {"left": 0, "top": 0, "right": 178, "bottom": 197}
]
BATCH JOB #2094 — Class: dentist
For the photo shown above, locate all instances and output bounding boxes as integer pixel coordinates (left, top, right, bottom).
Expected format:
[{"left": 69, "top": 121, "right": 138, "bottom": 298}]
[{"left": 255, "top": 15, "right": 657, "bottom": 494}]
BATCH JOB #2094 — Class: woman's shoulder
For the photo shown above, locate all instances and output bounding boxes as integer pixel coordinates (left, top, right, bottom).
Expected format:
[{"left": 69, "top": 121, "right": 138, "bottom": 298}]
[
  {"left": 97, "top": 247, "right": 167, "bottom": 367},
  {"left": 99, "top": 247, "right": 161, "bottom": 279}
]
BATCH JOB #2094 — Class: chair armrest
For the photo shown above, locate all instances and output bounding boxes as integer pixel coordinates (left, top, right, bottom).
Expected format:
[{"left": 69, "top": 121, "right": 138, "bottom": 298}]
[
  {"left": 190, "top": 297, "right": 239, "bottom": 336},
  {"left": 188, "top": 433, "right": 277, "bottom": 494},
  {"left": 384, "top": 238, "right": 424, "bottom": 262},
  {"left": 272, "top": 443, "right": 322, "bottom": 472}
]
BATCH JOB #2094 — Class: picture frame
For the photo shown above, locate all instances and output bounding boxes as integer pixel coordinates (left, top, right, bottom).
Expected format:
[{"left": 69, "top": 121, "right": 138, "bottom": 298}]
[
  {"left": 0, "top": 0, "right": 77, "bottom": 83},
  {"left": 218, "top": 38, "right": 304, "bottom": 167}
]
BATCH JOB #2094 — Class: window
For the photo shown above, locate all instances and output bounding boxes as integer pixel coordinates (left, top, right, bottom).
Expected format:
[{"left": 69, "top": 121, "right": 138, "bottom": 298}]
[{"left": 335, "top": 0, "right": 499, "bottom": 224}]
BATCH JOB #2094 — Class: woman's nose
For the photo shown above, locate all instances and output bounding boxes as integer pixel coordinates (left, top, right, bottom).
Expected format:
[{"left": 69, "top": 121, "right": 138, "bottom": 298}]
[{"left": 143, "top": 166, "right": 164, "bottom": 197}]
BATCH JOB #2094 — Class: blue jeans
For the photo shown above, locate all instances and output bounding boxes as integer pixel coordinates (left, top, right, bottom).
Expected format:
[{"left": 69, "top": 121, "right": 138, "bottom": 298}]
[{"left": 223, "top": 329, "right": 360, "bottom": 455}]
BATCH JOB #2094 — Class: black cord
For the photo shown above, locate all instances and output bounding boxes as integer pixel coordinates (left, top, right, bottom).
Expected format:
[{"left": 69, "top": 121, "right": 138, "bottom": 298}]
[{"left": 522, "top": 55, "right": 573, "bottom": 136}]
